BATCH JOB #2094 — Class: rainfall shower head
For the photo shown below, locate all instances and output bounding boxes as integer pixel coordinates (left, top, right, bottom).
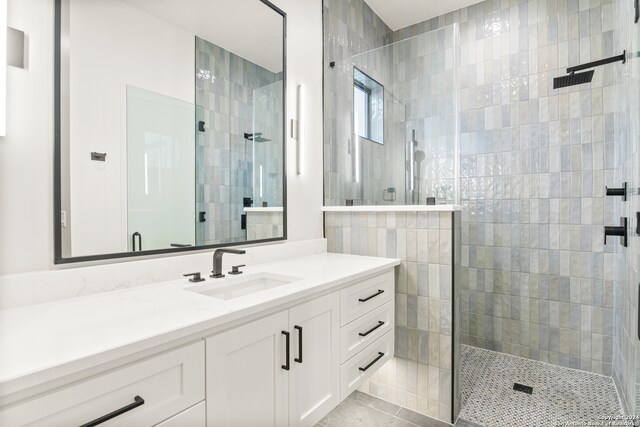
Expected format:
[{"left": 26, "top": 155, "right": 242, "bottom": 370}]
[
  {"left": 244, "top": 132, "right": 271, "bottom": 143},
  {"left": 553, "top": 70, "right": 594, "bottom": 89},
  {"left": 553, "top": 51, "right": 626, "bottom": 90}
]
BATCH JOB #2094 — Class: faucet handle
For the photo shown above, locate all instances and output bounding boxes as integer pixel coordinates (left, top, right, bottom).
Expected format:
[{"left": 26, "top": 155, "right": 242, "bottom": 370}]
[
  {"left": 184, "top": 272, "right": 205, "bottom": 283},
  {"left": 228, "top": 264, "right": 246, "bottom": 275}
]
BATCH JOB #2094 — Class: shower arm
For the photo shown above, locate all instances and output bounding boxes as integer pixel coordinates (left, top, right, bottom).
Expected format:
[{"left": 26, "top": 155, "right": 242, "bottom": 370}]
[{"left": 566, "top": 51, "right": 626, "bottom": 74}]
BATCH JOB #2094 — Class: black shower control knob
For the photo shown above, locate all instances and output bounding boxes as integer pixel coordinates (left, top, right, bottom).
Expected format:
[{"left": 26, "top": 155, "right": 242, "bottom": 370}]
[
  {"left": 605, "top": 182, "right": 627, "bottom": 201},
  {"left": 603, "top": 217, "right": 628, "bottom": 247}
]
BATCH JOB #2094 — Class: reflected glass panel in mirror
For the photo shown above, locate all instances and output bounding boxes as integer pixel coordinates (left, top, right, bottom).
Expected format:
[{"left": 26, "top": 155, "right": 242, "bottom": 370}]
[{"left": 57, "top": 0, "right": 285, "bottom": 261}]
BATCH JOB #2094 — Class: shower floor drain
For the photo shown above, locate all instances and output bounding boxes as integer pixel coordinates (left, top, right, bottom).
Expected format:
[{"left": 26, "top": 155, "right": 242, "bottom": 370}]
[{"left": 513, "top": 383, "right": 533, "bottom": 394}]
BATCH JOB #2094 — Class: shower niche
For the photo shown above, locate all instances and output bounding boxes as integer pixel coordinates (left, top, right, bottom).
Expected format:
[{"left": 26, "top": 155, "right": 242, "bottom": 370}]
[{"left": 324, "top": 25, "right": 460, "bottom": 207}]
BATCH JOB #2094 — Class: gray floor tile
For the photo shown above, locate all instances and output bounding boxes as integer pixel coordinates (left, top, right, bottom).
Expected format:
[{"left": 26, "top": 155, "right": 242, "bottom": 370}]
[
  {"left": 386, "top": 417, "right": 420, "bottom": 427},
  {"left": 395, "top": 408, "right": 451, "bottom": 427},
  {"left": 315, "top": 396, "right": 395, "bottom": 427},
  {"left": 350, "top": 390, "right": 402, "bottom": 416}
]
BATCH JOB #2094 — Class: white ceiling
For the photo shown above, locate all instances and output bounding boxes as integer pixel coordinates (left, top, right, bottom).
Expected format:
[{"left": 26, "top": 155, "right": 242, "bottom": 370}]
[
  {"left": 364, "top": 0, "right": 485, "bottom": 31},
  {"left": 121, "top": 0, "right": 283, "bottom": 73}
]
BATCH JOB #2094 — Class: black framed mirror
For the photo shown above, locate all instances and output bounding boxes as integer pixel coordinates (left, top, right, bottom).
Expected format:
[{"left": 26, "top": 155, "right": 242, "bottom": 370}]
[{"left": 54, "top": 0, "right": 287, "bottom": 263}]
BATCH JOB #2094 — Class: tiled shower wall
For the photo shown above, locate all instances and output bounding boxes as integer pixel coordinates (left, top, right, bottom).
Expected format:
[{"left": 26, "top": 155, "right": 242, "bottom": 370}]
[
  {"left": 394, "top": 0, "right": 621, "bottom": 377},
  {"left": 391, "top": 28, "right": 459, "bottom": 205},
  {"left": 195, "top": 37, "right": 282, "bottom": 245},
  {"left": 325, "top": 210, "right": 461, "bottom": 423},
  {"left": 246, "top": 211, "right": 284, "bottom": 241},
  {"left": 612, "top": 0, "right": 639, "bottom": 415},
  {"left": 324, "top": 0, "right": 633, "bottom": 398}
]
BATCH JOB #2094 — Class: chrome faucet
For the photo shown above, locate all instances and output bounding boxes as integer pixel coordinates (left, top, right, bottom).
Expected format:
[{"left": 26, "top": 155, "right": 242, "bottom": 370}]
[{"left": 211, "top": 248, "right": 246, "bottom": 278}]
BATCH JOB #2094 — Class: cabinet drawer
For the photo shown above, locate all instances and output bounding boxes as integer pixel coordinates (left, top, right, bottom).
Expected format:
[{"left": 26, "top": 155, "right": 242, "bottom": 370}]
[
  {"left": 340, "top": 301, "right": 394, "bottom": 363},
  {"left": 0, "top": 341, "right": 205, "bottom": 427},
  {"left": 340, "top": 270, "right": 394, "bottom": 326},
  {"left": 340, "top": 330, "right": 394, "bottom": 400},
  {"left": 155, "top": 402, "right": 205, "bottom": 427}
]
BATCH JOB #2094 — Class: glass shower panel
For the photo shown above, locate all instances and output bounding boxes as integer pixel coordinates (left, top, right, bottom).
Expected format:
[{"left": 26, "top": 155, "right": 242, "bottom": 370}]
[
  {"left": 126, "top": 85, "right": 196, "bottom": 251},
  {"left": 324, "top": 24, "right": 459, "bottom": 206},
  {"left": 252, "top": 80, "right": 283, "bottom": 208}
]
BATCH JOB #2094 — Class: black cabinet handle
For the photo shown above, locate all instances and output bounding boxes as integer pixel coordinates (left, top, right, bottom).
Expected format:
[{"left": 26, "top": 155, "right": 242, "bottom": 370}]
[
  {"left": 359, "top": 321, "right": 385, "bottom": 337},
  {"left": 359, "top": 289, "right": 384, "bottom": 302},
  {"left": 281, "top": 331, "right": 290, "bottom": 371},
  {"left": 294, "top": 325, "right": 303, "bottom": 363},
  {"left": 359, "top": 352, "right": 385, "bottom": 372},
  {"left": 79, "top": 396, "right": 144, "bottom": 427}
]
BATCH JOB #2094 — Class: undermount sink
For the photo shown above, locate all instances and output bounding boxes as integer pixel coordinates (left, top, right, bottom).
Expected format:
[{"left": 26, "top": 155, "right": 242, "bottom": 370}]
[{"left": 187, "top": 272, "right": 301, "bottom": 300}]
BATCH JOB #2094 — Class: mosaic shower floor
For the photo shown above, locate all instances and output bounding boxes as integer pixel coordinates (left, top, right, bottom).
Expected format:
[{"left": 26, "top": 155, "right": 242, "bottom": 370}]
[{"left": 458, "top": 345, "right": 624, "bottom": 427}]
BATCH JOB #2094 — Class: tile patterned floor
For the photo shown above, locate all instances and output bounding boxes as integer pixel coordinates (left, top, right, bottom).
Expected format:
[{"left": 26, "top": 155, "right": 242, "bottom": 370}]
[
  {"left": 316, "top": 390, "right": 451, "bottom": 427},
  {"left": 319, "top": 346, "right": 625, "bottom": 427},
  {"left": 457, "top": 345, "right": 624, "bottom": 427}
]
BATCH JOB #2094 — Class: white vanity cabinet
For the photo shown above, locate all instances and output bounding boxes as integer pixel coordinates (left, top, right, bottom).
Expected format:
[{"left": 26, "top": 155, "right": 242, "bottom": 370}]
[
  {"left": 0, "top": 341, "right": 205, "bottom": 427},
  {"left": 338, "top": 270, "right": 395, "bottom": 399},
  {"left": 206, "top": 292, "right": 340, "bottom": 427},
  {"left": 0, "top": 263, "right": 398, "bottom": 427}
]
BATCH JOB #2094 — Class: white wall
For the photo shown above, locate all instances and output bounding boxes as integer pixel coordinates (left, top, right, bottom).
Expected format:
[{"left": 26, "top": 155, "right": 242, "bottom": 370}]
[
  {"left": 0, "top": 0, "right": 323, "bottom": 276},
  {"left": 275, "top": 0, "right": 324, "bottom": 245},
  {"left": 68, "top": 0, "right": 194, "bottom": 256}
]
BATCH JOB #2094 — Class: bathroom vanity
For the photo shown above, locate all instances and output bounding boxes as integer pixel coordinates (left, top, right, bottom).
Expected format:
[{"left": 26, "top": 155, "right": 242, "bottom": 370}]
[{"left": 0, "top": 253, "right": 399, "bottom": 426}]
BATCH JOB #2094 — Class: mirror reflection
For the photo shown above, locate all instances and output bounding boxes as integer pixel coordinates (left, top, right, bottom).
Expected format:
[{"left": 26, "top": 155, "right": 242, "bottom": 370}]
[{"left": 58, "top": 0, "right": 285, "bottom": 260}]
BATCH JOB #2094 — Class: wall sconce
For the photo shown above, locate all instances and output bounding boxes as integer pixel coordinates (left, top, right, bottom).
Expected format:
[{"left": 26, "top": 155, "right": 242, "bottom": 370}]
[
  {"left": 0, "top": 0, "right": 7, "bottom": 137},
  {"left": 1, "top": 1, "right": 26, "bottom": 138},
  {"left": 291, "top": 84, "right": 303, "bottom": 175}
]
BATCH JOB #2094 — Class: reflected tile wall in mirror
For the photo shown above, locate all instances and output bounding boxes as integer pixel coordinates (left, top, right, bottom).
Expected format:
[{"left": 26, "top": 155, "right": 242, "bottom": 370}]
[{"left": 195, "top": 37, "right": 284, "bottom": 246}]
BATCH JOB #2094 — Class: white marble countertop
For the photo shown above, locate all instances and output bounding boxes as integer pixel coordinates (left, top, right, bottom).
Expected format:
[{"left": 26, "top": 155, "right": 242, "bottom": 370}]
[
  {"left": 0, "top": 252, "right": 399, "bottom": 397},
  {"left": 322, "top": 204, "right": 462, "bottom": 212}
]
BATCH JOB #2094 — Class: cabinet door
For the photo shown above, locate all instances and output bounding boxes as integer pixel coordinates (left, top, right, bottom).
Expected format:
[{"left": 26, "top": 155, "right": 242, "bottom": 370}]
[
  {"left": 288, "top": 293, "right": 340, "bottom": 427},
  {"left": 206, "top": 311, "right": 289, "bottom": 427}
]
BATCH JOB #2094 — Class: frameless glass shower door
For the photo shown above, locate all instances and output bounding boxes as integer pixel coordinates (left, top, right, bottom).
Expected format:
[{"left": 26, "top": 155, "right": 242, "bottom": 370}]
[
  {"left": 324, "top": 24, "right": 460, "bottom": 206},
  {"left": 126, "top": 85, "right": 196, "bottom": 252}
]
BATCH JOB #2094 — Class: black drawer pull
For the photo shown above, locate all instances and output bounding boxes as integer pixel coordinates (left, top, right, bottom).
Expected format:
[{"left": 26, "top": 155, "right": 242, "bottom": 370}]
[
  {"left": 282, "top": 330, "right": 290, "bottom": 371},
  {"left": 79, "top": 395, "right": 144, "bottom": 427},
  {"left": 358, "top": 289, "right": 384, "bottom": 302},
  {"left": 359, "top": 321, "right": 385, "bottom": 337},
  {"left": 359, "top": 352, "right": 385, "bottom": 372},
  {"left": 294, "top": 325, "right": 303, "bottom": 363}
]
